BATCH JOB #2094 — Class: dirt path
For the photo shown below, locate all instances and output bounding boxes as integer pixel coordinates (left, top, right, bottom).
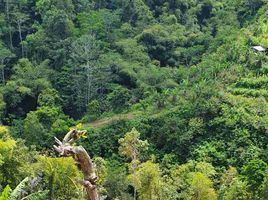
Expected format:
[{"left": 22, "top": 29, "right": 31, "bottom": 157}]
[{"left": 82, "top": 112, "right": 138, "bottom": 129}]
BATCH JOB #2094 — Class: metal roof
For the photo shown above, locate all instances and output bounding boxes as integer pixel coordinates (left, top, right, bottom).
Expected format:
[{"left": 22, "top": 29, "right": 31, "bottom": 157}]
[{"left": 252, "top": 46, "right": 266, "bottom": 52}]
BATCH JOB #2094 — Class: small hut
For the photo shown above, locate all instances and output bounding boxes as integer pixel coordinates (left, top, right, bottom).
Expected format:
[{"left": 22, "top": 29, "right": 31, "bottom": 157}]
[
  {"left": 252, "top": 46, "right": 266, "bottom": 52},
  {"left": 251, "top": 46, "right": 267, "bottom": 68}
]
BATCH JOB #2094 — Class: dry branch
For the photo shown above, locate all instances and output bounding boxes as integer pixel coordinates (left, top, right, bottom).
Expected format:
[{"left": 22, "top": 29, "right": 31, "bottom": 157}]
[{"left": 54, "top": 129, "right": 99, "bottom": 200}]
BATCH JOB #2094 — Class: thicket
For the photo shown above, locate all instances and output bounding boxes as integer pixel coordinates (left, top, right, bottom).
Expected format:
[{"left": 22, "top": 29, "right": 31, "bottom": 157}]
[{"left": 1, "top": 0, "right": 268, "bottom": 199}]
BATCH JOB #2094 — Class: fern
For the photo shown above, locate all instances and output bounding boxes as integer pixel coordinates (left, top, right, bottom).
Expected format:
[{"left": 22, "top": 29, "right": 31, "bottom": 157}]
[
  {"left": 21, "top": 190, "right": 49, "bottom": 200},
  {"left": 0, "top": 185, "right": 10, "bottom": 200},
  {"left": 9, "top": 177, "right": 29, "bottom": 200}
]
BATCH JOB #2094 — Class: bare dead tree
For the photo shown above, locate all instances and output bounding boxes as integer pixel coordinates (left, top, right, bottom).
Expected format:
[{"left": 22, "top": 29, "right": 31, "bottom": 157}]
[{"left": 53, "top": 129, "right": 99, "bottom": 200}]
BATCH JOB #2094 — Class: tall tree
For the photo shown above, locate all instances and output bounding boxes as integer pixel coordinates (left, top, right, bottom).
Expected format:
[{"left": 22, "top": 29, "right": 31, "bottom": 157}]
[
  {"left": 4, "top": 0, "right": 13, "bottom": 48},
  {"left": 71, "top": 34, "right": 102, "bottom": 109},
  {"left": 136, "top": 161, "right": 162, "bottom": 200},
  {"left": 119, "top": 128, "right": 148, "bottom": 200},
  {"left": 11, "top": 10, "right": 28, "bottom": 57},
  {"left": 8, "top": 1, "right": 30, "bottom": 57}
]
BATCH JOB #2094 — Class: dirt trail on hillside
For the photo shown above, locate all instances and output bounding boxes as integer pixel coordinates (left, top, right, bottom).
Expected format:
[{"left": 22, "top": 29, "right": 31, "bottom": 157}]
[{"left": 82, "top": 112, "right": 137, "bottom": 129}]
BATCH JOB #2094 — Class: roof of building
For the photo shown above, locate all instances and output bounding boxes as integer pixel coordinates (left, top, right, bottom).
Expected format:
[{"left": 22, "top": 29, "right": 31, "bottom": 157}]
[{"left": 252, "top": 46, "right": 266, "bottom": 52}]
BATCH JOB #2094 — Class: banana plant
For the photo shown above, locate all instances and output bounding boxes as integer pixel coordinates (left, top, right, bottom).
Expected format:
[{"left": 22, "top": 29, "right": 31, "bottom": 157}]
[{"left": 0, "top": 177, "right": 48, "bottom": 200}]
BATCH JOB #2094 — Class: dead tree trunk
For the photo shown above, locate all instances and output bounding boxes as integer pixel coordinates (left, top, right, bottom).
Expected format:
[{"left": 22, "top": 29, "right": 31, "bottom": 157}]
[
  {"left": 53, "top": 129, "right": 99, "bottom": 200},
  {"left": 17, "top": 20, "right": 24, "bottom": 57},
  {"left": 5, "top": 0, "right": 13, "bottom": 49}
]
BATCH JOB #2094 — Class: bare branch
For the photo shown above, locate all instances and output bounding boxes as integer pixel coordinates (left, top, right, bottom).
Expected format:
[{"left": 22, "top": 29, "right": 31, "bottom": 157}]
[
  {"left": 54, "top": 129, "right": 99, "bottom": 200},
  {"left": 54, "top": 137, "right": 62, "bottom": 145}
]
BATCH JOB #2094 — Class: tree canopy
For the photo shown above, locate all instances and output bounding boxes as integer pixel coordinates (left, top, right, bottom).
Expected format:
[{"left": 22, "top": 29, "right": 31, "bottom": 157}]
[{"left": 1, "top": 0, "right": 268, "bottom": 199}]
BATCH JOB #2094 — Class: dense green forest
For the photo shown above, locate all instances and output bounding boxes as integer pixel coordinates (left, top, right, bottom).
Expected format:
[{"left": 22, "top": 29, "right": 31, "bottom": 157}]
[{"left": 1, "top": 0, "right": 268, "bottom": 199}]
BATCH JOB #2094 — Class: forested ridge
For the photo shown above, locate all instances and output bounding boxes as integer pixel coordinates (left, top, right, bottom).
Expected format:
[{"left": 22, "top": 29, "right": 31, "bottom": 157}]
[{"left": 1, "top": 0, "right": 268, "bottom": 199}]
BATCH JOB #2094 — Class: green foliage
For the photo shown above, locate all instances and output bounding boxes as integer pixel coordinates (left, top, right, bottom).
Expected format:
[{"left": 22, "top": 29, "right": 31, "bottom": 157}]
[
  {"left": 87, "top": 100, "right": 101, "bottom": 117},
  {"left": 43, "top": 8, "right": 75, "bottom": 40},
  {"left": 260, "top": 173, "right": 268, "bottom": 199},
  {"left": 23, "top": 106, "right": 73, "bottom": 147},
  {"left": 37, "top": 88, "right": 62, "bottom": 108},
  {"left": 93, "top": 156, "right": 107, "bottom": 186},
  {"left": 0, "top": 126, "right": 36, "bottom": 188},
  {"left": 35, "top": 156, "right": 82, "bottom": 200},
  {"left": 136, "top": 161, "right": 162, "bottom": 200},
  {"left": 77, "top": 9, "right": 120, "bottom": 39},
  {"left": 2, "top": 177, "right": 49, "bottom": 200},
  {"left": 23, "top": 111, "right": 46, "bottom": 146},
  {"left": 0, "top": 185, "right": 10, "bottom": 200},
  {"left": 241, "top": 159, "right": 268, "bottom": 192},
  {"left": 188, "top": 172, "right": 217, "bottom": 200},
  {"left": 0, "top": 94, "right": 6, "bottom": 123},
  {"left": 1, "top": 0, "right": 268, "bottom": 199},
  {"left": 10, "top": 177, "right": 30, "bottom": 200},
  {"left": 21, "top": 191, "right": 49, "bottom": 200},
  {"left": 3, "top": 59, "right": 52, "bottom": 118},
  {"left": 115, "top": 38, "right": 150, "bottom": 64},
  {"left": 169, "top": 161, "right": 217, "bottom": 199},
  {"left": 103, "top": 160, "right": 131, "bottom": 199},
  {"left": 0, "top": 41, "right": 14, "bottom": 84},
  {"left": 119, "top": 128, "right": 148, "bottom": 161},
  {"left": 137, "top": 23, "right": 186, "bottom": 66},
  {"left": 107, "top": 85, "right": 131, "bottom": 112},
  {"left": 218, "top": 167, "right": 249, "bottom": 200},
  {"left": 36, "top": 0, "right": 75, "bottom": 18},
  {"left": 119, "top": 128, "right": 149, "bottom": 199},
  {"left": 192, "top": 141, "right": 227, "bottom": 167},
  {"left": 123, "top": 0, "right": 154, "bottom": 29}
]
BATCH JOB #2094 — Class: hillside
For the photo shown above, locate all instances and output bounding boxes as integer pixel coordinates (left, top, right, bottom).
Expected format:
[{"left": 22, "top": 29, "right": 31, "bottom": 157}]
[{"left": 1, "top": 0, "right": 268, "bottom": 199}]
